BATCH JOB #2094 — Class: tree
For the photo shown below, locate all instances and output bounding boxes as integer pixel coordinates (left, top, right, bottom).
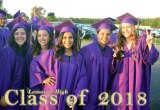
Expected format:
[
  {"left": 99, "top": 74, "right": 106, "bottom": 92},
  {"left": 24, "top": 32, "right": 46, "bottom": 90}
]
[
  {"left": 0, "top": 0, "right": 2, "bottom": 9},
  {"left": 46, "top": 12, "right": 56, "bottom": 22},
  {"left": 30, "top": 6, "right": 46, "bottom": 19}
]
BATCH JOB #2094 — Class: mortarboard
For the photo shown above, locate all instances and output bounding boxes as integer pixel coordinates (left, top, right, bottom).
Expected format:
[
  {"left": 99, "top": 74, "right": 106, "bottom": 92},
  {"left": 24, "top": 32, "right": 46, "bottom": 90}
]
[
  {"left": 12, "top": 23, "right": 27, "bottom": 31},
  {"left": 54, "top": 20, "right": 78, "bottom": 34},
  {"left": 117, "top": 12, "right": 138, "bottom": 25},
  {"left": 13, "top": 10, "right": 21, "bottom": 19},
  {"left": 33, "top": 18, "right": 52, "bottom": 30},
  {"left": 6, "top": 16, "right": 31, "bottom": 32},
  {"left": 0, "top": 9, "right": 7, "bottom": 18},
  {"left": 38, "top": 26, "right": 53, "bottom": 37},
  {"left": 36, "top": 18, "right": 54, "bottom": 36},
  {"left": 106, "top": 17, "right": 116, "bottom": 23},
  {"left": 37, "top": 18, "right": 52, "bottom": 27},
  {"left": 92, "top": 18, "right": 118, "bottom": 31}
]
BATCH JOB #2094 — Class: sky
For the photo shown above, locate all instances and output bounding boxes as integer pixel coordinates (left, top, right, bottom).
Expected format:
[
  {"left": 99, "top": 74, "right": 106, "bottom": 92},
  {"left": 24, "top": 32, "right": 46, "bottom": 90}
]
[{"left": 2, "top": 0, "right": 160, "bottom": 19}]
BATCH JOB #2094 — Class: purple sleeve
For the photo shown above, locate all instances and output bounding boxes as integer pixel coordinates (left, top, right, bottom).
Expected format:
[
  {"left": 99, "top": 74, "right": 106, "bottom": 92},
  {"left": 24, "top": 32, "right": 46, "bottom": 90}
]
[
  {"left": 143, "top": 44, "right": 159, "bottom": 65},
  {"left": 138, "top": 35, "right": 159, "bottom": 65},
  {"left": 73, "top": 55, "right": 88, "bottom": 102},
  {"left": 0, "top": 48, "right": 14, "bottom": 96},
  {"left": 30, "top": 60, "right": 48, "bottom": 88},
  {"left": 30, "top": 49, "right": 55, "bottom": 88}
]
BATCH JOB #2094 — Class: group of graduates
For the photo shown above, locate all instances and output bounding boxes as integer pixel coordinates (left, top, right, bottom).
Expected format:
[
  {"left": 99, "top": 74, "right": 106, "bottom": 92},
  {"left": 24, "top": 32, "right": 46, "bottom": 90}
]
[{"left": 0, "top": 9, "right": 159, "bottom": 110}]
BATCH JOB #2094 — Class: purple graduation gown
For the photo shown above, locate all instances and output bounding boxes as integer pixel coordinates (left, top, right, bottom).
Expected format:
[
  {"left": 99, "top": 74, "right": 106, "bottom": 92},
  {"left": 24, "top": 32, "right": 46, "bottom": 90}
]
[
  {"left": 0, "top": 45, "right": 30, "bottom": 110},
  {"left": 108, "top": 33, "right": 117, "bottom": 44},
  {"left": 80, "top": 41, "right": 114, "bottom": 110},
  {"left": 0, "top": 27, "right": 11, "bottom": 52},
  {"left": 30, "top": 49, "right": 87, "bottom": 110},
  {"left": 30, "top": 15, "right": 40, "bottom": 27},
  {"left": 110, "top": 35, "right": 159, "bottom": 110},
  {"left": 29, "top": 49, "right": 57, "bottom": 110}
]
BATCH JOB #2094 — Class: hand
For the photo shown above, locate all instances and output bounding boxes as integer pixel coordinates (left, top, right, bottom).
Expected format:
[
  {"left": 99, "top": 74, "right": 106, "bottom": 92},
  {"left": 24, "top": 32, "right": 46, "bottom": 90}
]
[
  {"left": 42, "top": 76, "right": 56, "bottom": 86},
  {"left": 0, "top": 96, "right": 7, "bottom": 107},
  {"left": 146, "top": 29, "right": 153, "bottom": 50},
  {"left": 113, "top": 48, "right": 125, "bottom": 59},
  {"left": 113, "top": 49, "right": 117, "bottom": 58}
]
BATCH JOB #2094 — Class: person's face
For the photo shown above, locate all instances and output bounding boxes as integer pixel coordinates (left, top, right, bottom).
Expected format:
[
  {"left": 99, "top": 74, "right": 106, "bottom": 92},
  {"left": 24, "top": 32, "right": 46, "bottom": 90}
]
[
  {"left": 121, "top": 23, "right": 133, "bottom": 38},
  {"left": 34, "top": 10, "right": 39, "bottom": 16},
  {"left": 62, "top": 32, "right": 74, "bottom": 49},
  {"left": 37, "top": 30, "right": 50, "bottom": 47},
  {"left": 0, "top": 17, "right": 6, "bottom": 26},
  {"left": 97, "top": 28, "right": 111, "bottom": 47},
  {"left": 14, "top": 28, "right": 27, "bottom": 47},
  {"left": 21, "top": 14, "right": 28, "bottom": 22}
]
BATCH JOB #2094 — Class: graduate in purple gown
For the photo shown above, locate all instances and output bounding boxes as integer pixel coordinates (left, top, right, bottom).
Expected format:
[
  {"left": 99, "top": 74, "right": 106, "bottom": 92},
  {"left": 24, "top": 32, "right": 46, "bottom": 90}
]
[
  {"left": 110, "top": 13, "right": 159, "bottom": 110},
  {"left": 29, "top": 19, "right": 54, "bottom": 110},
  {"left": 0, "top": 9, "right": 11, "bottom": 52},
  {"left": 80, "top": 19, "right": 115, "bottom": 110},
  {"left": 13, "top": 10, "right": 29, "bottom": 22},
  {"left": 30, "top": 20, "right": 87, "bottom": 110},
  {"left": 30, "top": 9, "right": 40, "bottom": 30},
  {"left": 0, "top": 22, "right": 31, "bottom": 109},
  {"left": 93, "top": 17, "right": 118, "bottom": 49},
  {"left": 32, "top": 18, "right": 54, "bottom": 58}
]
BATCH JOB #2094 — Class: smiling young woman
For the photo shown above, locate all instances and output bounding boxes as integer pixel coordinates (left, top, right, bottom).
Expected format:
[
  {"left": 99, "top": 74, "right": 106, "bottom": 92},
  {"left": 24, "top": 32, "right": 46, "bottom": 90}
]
[
  {"left": 0, "top": 22, "right": 31, "bottom": 110},
  {"left": 32, "top": 25, "right": 54, "bottom": 58},
  {"left": 110, "top": 13, "right": 159, "bottom": 110}
]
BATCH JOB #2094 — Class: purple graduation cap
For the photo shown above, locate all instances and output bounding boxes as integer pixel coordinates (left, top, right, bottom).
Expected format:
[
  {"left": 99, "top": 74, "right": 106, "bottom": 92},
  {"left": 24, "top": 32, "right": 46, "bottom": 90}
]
[
  {"left": 35, "top": 18, "right": 54, "bottom": 36},
  {"left": 0, "top": 9, "right": 7, "bottom": 18},
  {"left": 106, "top": 17, "right": 116, "bottom": 23},
  {"left": 117, "top": 12, "right": 138, "bottom": 25},
  {"left": 37, "top": 18, "right": 52, "bottom": 27},
  {"left": 13, "top": 10, "right": 21, "bottom": 19},
  {"left": 12, "top": 23, "right": 27, "bottom": 31},
  {"left": 54, "top": 20, "right": 78, "bottom": 34},
  {"left": 6, "top": 16, "right": 31, "bottom": 32},
  {"left": 34, "top": 18, "right": 52, "bottom": 30},
  {"left": 92, "top": 18, "right": 118, "bottom": 31}
]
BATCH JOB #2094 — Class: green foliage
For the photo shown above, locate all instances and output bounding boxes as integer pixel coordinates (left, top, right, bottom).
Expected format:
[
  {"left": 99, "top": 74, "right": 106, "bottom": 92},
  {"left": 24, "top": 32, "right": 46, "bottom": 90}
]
[
  {"left": 7, "top": 13, "right": 12, "bottom": 19},
  {"left": 47, "top": 17, "right": 101, "bottom": 24},
  {"left": 46, "top": 15, "right": 160, "bottom": 28},
  {"left": 0, "top": 0, "right": 2, "bottom": 8},
  {"left": 140, "top": 17, "right": 160, "bottom": 28},
  {"left": 46, "top": 12, "right": 56, "bottom": 22}
]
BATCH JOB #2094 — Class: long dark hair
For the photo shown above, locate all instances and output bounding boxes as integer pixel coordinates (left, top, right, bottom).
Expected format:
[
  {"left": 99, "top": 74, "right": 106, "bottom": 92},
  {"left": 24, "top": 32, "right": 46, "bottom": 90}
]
[
  {"left": 9, "top": 27, "right": 29, "bottom": 57},
  {"left": 32, "top": 30, "right": 54, "bottom": 57},
  {"left": 116, "top": 24, "right": 139, "bottom": 60},
  {"left": 54, "top": 32, "right": 79, "bottom": 61}
]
